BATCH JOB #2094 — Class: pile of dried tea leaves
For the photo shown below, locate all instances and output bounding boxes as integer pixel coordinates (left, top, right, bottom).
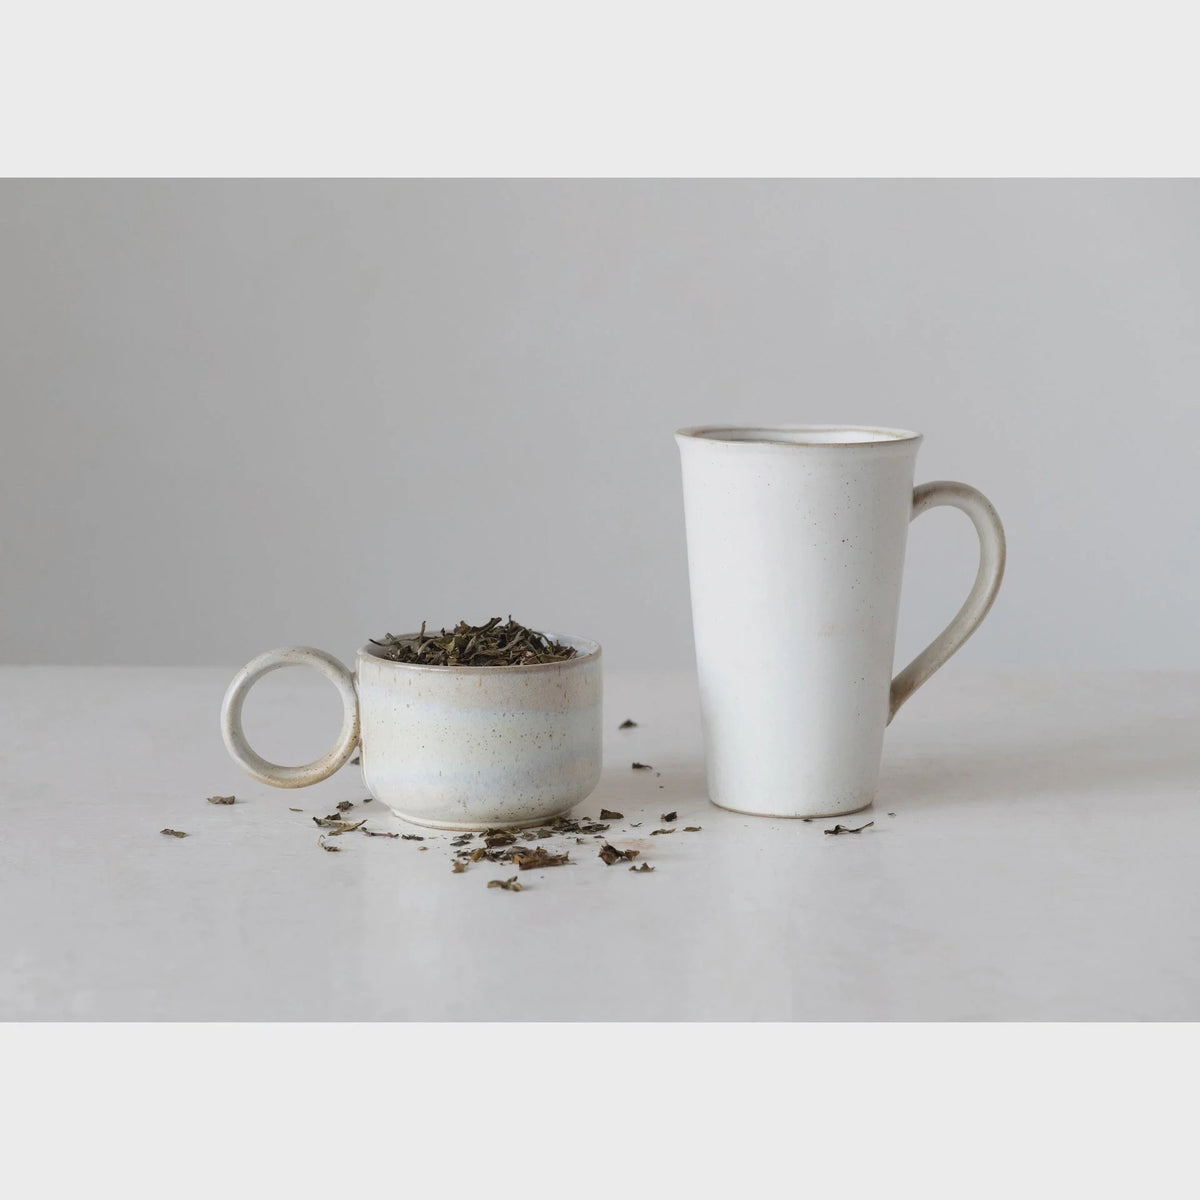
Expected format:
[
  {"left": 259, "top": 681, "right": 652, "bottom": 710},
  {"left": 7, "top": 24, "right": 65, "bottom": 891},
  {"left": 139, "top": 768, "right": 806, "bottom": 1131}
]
[{"left": 370, "top": 617, "right": 578, "bottom": 667}]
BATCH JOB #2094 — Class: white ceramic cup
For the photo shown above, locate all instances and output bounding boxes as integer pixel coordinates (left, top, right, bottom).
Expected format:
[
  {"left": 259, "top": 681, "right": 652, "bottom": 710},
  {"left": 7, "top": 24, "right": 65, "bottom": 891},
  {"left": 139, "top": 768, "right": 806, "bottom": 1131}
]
[
  {"left": 220, "top": 635, "right": 603, "bottom": 829},
  {"left": 677, "top": 425, "right": 1005, "bottom": 819}
]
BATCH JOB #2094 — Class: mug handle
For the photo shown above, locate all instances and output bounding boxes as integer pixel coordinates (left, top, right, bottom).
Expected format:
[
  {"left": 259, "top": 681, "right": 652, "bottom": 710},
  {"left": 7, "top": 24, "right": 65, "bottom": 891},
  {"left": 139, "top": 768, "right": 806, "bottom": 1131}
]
[
  {"left": 889, "top": 482, "right": 1006, "bottom": 723},
  {"left": 220, "top": 646, "right": 361, "bottom": 787}
]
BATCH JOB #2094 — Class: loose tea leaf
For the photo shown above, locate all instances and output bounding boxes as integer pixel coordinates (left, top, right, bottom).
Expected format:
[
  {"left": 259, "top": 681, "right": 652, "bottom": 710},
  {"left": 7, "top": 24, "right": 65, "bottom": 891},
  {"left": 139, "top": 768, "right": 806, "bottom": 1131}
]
[
  {"left": 660, "top": 811, "right": 677, "bottom": 822},
  {"left": 484, "top": 831, "right": 516, "bottom": 847},
  {"left": 618, "top": 719, "right": 638, "bottom": 729},
  {"left": 312, "top": 816, "right": 366, "bottom": 832},
  {"left": 350, "top": 756, "right": 360, "bottom": 765},
  {"left": 824, "top": 821, "right": 875, "bottom": 835},
  {"left": 630, "top": 822, "right": 642, "bottom": 828},
  {"left": 683, "top": 826, "right": 702, "bottom": 832},
  {"left": 207, "top": 795, "right": 236, "bottom": 805},
  {"left": 318, "top": 835, "right": 341, "bottom": 852},
  {"left": 650, "top": 828, "right": 676, "bottom": 836},
  {"left": 364, "top": 830, "right": 399, "bottom": 838},
  {"left": 470, "top": 847, "right": 488, "bottom": 862},
  {"left": 371, "top": 617, "right": 577, "bottom": 667},
  {"left": 887, "top": 812, "right": 896, "bottom": 817},
  {"left": 599, "top": 808, "right": 624, "bottom": 820},
  {"left": 336, "top": 801, "right": 354, "bottom": 812},
  {"left": 512, "top": 847, "right": 572, "bottom": 870},
  {"left": 632, "top": 762, "right": 652, "bottom": 771},
  {"left": 449, "top": 834, "right": 474, "bottom": 847},
  {"left": 160, "top": 828, "right": 188, "bottom": 838},
  {"left": 488, "top": 876, "right": 523, "bottom": 892},
  {"left": 451, "top": 861, "right": 466, "bottom": 873},
  {"left": 629, "top": 863, "right": 655, "bottom": 873},
  {"left": 401, "top": 834, "right": 425, "bottom": 841},
  {"left": 289, "top": 807, "right": 303, "bottom": 812},
  {"left": 598, "top": 842, "right": 639, "bottom": 865}
]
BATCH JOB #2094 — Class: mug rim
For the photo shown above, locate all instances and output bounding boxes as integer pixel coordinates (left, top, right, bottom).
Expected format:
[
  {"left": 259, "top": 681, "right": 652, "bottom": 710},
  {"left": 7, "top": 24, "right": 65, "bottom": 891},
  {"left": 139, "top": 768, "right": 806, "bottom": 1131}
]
[
  {"left": 357, "top": 632, "right": 601, "bottom": 674},
  {"left": 676, "top": 423, "right": 922, "bottom": 447}
]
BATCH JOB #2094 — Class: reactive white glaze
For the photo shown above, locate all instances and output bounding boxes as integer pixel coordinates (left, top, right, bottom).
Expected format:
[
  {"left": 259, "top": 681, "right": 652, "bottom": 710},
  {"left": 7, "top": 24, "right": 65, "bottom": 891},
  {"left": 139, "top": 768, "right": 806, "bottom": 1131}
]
[
  {"left": 220, "top": 635, "right": 603, "bottom": 829},
  {"left": 677, "top": 425, "right": 1005, "bottom": 818}
]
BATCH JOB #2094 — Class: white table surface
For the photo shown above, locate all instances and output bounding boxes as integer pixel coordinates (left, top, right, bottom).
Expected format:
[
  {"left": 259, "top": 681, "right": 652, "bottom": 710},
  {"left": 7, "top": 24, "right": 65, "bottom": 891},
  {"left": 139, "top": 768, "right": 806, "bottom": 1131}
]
[{"left": 2, "top": 665, "right": 1197, "bottom": 1021}]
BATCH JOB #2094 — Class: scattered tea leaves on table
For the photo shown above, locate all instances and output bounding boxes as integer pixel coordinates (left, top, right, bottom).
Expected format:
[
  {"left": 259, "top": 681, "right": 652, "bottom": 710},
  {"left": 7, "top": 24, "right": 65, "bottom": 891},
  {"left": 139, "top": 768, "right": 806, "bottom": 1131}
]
[
  {"left": 629, "top": 863, "right": 655, "bottom": 873},
  {"left": 632, "top": 762, "right": 652, "bottom": 771},
  {"left": 318, "top": 835, "right": 341, "bottom": 852},
  {"left": 336, "top": 801, "right": 354, "bottom": 812},
  {"left": 488, "top": 876, "right": 523, "bottom": 892},
  {"left": 683, "top": 826, "right": 702, "bottom": 832},
  {"left": 450, "top": 834, "right": 474, "bottom": 846},
  {"left": 650, "top": 828, "right": 676, "bottom": 836},
  {"left": 660, "top": 811, "right": 677, "bottom": 822},
  {"left": 599, "top": 808, "right": 624, "bottom": 820},
  {"left": 401, "top": 834, "right": 425, "bottom": 841},
  {"left": 207, "top": 795, "right": 236, "bottom": 805},
  {"left": 484, "top": 831, "right": 516, "bottom": 847},
  {"left": 824, "top": 821, "right": 875, "bottom": 835},
  {"left": 371, "top": 617, "right": 577, "bottom": 667},
  {"left": 160, "top": 828, "right": 188, "bottom": 838},
  {"left": 618, "top": 718, "right": 638, "bottom": 729},
  {"left": 598, "top": 842, "right": 639, "bottom": 865}
]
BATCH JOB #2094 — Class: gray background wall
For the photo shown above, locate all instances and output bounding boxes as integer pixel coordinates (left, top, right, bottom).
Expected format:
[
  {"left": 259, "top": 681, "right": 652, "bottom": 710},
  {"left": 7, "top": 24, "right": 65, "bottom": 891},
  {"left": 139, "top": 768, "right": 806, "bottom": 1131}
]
[{"left": 2, "top": 179, "right": 1197, "bottom": 671}]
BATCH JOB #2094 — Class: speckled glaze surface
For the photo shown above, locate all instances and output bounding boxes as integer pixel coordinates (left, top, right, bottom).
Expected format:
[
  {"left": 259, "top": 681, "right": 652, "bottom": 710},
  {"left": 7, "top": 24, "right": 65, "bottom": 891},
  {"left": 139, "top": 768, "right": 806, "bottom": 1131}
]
[
  {"left": 677, "top": 425, "right": 1005, "bottom": 818},
  {"left": 221, "top": 635, "right": 603, "bottom": 830}
]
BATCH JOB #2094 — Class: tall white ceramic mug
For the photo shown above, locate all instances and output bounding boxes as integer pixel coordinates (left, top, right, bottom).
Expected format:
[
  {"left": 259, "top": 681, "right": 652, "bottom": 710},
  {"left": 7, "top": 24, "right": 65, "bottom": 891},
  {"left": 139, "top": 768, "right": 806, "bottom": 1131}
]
[{"left": 676, "top": 425, "right": 1005, "bottom": 819}]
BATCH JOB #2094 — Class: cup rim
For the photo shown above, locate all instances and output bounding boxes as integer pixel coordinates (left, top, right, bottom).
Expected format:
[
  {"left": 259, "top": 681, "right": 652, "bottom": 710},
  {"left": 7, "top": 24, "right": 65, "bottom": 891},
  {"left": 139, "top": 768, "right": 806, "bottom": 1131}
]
[
  {"left": 676, "top": 423, "right": 922, "bottom": 447},
  {"left": 356, "top": 632, "right": 601, "bottom": 673}
]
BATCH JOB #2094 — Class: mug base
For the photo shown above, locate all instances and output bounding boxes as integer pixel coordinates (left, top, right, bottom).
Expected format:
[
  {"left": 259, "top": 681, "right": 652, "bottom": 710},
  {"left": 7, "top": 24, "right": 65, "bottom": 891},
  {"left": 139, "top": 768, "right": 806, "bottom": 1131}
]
[
  {"left": 709, "top": 798, "right": 874, "bottom": 821},
  {"left": 379, "top": 805, "right": 579, "bottom": 832}
]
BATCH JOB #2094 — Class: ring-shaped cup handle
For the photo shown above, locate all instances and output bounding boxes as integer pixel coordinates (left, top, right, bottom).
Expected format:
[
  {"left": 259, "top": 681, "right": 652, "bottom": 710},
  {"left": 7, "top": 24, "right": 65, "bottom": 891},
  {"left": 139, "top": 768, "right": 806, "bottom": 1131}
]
[{"left": 220, "top": 646, "right": 360, "bottom": 787}]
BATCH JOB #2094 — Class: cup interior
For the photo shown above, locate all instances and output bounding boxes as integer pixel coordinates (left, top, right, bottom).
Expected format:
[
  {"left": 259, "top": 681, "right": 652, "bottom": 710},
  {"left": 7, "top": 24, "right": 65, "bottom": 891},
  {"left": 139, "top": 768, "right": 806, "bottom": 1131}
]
[{"left": 678, "top": 424, "right": 920, "bottom": 445}]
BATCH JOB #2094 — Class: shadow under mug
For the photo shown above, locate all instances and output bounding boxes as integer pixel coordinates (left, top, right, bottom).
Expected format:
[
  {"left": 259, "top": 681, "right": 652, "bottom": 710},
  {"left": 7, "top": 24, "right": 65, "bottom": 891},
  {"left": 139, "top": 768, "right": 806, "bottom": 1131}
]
[{"left": 220, "top": 637, "right": 603, "bottom": 830}]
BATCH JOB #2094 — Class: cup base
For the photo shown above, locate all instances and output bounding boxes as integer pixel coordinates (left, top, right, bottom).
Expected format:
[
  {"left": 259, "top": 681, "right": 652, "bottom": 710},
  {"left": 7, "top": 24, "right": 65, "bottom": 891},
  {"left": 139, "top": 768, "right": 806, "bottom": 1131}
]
[
  {"left": 708, "top": 798, "right": 874, "bottom": 821},
  {"left": 378, "top": 805, "right": 579, "bottom": 832}
]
